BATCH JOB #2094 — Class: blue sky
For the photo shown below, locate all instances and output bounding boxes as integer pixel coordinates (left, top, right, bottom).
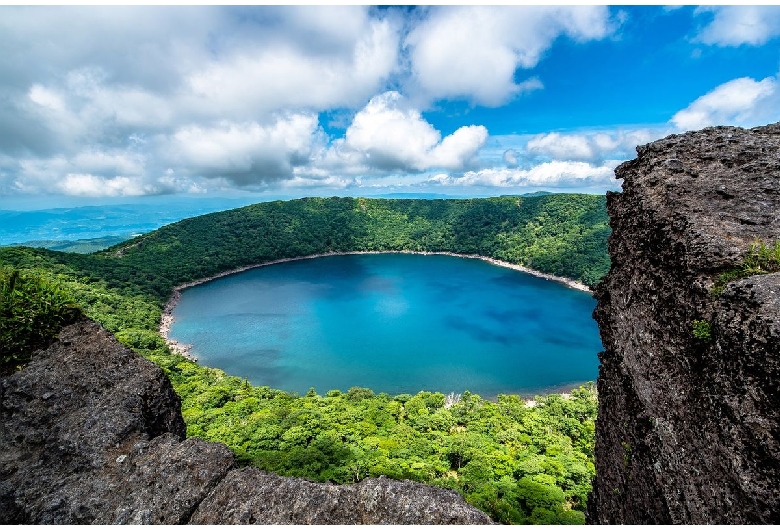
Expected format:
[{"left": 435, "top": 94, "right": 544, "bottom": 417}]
[{"left": 1, "top": 5, "right": 779, "bottom": 209}]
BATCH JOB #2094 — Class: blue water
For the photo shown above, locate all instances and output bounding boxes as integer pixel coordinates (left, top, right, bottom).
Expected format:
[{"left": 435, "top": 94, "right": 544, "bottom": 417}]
[{"left": 169, "top": 254, "right": 601, "bottom": 397}]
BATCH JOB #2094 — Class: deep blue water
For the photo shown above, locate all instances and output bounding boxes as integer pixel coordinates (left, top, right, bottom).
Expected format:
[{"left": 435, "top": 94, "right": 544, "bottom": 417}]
[{"left": 169, "top": 254, "right": 601, "bottom": 397}]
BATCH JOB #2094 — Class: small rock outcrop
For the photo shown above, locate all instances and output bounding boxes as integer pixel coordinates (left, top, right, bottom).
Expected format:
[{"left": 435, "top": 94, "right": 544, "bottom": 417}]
[
  {"left": 588, "top": 123, "right": 780, "bottom": 523},
  {"left": 0, "top": 319, "right": 492, "bottom": 524}
]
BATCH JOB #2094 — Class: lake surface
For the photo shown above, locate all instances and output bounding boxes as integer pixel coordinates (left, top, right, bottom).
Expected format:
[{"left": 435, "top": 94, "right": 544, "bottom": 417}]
[{"left": 169, "top": 254, "right": 601, "bottom": 397}]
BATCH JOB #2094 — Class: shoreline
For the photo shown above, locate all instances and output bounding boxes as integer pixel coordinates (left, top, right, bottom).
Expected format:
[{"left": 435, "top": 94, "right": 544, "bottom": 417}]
[{"left": 158, "top": 250, "right": 592, "bottom": 362}]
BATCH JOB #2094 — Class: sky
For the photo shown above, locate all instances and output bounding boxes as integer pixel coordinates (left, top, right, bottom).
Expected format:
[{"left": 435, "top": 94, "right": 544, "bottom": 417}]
[{"left": 1, "top": 5, "right": 780, "bottom": 209}]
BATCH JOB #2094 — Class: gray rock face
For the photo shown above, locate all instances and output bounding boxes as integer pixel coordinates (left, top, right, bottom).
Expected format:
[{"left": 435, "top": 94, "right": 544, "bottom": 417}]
[
  {"left": 588, "top": 124, "right": 780, "bottom": 524},
  {"left": 191, "top": 470, "right": 492, "bottom": 524},
  {"left": 0, "top": 319, "right": 492, "bottom": 524}
]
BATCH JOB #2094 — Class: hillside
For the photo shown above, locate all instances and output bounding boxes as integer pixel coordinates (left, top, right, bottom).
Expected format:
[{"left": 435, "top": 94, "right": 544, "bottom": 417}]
[
  {"left": 1, "top": 193, "right": 607, "bottom": 524},
  {"left": 0, "top": 195, "right": 609, "bottom": 303}
]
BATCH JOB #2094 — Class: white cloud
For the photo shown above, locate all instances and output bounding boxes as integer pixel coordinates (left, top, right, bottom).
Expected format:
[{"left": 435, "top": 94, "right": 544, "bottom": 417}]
[
  {"left": 7, "top": 149, "right": 220, "bottom": 198},
  {"left": 0, "top": 6, "right": 670, "bottom": 200},
  {"left": 28, "top": 84, "right": 66, "bottom": 112},
  {"left": 281, "top": 174, "right": 356, "bottom": 190},
  {"left": 527, "top": 133, "right": 593, "bottom": 161},
  {"left": 71, "top": 151, "right": 145, "bottom": 177},
  {"left": 56, "top": 174, "right": 156, "bottom": 197},
  {"left": 427, "top": 125, "right": 488, "bottom": 170},
  {"left": 671, "top": 76, "right": 779, "bottom": 131},
  {"left": 694, "top": 6, "right": 780, "bottom": 46},
  {"left": 9, "top": 149, "right": 166, "bottom": 197},
  {"left": 27, "top": 68, "right": 175, "bottom": 152},
  {"left": 429, "top": 160, "right": 619, "bottom": 189},
  {"left": 333, "top": 91, "right": 488, "bottom": 172},
  {"left": 184, "top": 15, "right": 401, "bottom": 119},
  {"left": 164, "top": 114, "right": 322, "bottom": 185},
  {"left": 1, "top": 7, "right": 402, "bottom": 152},
  {"left": 525, "top": 129, "right": 661, "bottom": 163},
  {"left": 0, "top": 7, "right": 416, "bottom": 198},
  {"left": 404, "top": 6, "right": 614, "bottom": 106}
]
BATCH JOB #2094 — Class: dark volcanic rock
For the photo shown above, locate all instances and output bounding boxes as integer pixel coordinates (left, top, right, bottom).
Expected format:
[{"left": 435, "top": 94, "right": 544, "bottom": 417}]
[
  {"left": 0, "top": 318, "right": 491, "bottom": 524},
  {"left": 588, "top": 123, "right": 780, "bottom": 524},
  {"left": 0, "top": 318, "right": 234, "bottom": 524},
  {"left": 191, "top": 469, "right": 493, "bottom": 524}
]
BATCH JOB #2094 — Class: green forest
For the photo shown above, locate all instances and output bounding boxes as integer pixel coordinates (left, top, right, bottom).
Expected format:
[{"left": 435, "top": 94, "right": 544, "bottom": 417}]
[{"left": 0, "top": 194, "right": 609, "bottom": 524}]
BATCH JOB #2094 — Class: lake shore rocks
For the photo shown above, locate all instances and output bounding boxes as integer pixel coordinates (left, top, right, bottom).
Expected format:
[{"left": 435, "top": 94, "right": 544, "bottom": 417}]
[{"left": 0, "top": 318, "right": 493, "bottom": 524}]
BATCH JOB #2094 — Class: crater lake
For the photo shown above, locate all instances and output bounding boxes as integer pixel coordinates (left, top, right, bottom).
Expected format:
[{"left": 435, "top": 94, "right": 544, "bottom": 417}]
[{"left": 168, "top": 253, "right": 601, "bottom": 397}]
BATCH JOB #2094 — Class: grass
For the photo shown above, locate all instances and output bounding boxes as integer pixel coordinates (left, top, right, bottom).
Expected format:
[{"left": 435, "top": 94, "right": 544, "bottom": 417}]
[{"left": 711, "top": 240, "right": 780, "bottom": 296}]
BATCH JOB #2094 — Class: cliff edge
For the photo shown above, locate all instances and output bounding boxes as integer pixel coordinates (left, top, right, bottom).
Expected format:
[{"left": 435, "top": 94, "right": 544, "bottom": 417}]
[
  {"left": 588, "top": 123, "right": 780, "bottom": 523},
  {"left": 0, "top": 318, "right": 492, "bottom": 524}
]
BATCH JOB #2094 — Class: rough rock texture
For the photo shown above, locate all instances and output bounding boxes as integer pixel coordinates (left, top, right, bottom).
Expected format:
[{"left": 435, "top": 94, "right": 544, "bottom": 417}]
[
  {"left": 0, "top": 318, "right": 492, "bottom": 524},
  {"left": 191, "top": 470, "right": 491, "bottom": 524},
  {"left": 588, "top": 123, "right": 780, "bottom": 524}
]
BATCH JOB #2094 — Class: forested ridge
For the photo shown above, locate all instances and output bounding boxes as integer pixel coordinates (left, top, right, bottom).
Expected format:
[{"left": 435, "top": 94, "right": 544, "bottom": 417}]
[{"left": 0, "top": 194, "right": 608, "bottom": 524}]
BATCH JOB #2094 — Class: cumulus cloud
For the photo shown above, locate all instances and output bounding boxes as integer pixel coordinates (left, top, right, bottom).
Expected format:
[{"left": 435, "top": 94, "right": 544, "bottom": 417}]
[
  {"left": 8, "top": 148, "right": 165, "bottom": 197},
  {"left": 404, "top": 6, "right": 615, "bottom": 106},
  {"left": 0, "top": 6, "right": 647, "bottom": 199},
  {"left": 163, "top": 114, "right": 322, "bottom": 185},
  {"left": 15, "top": 10, "right": 399, "bottom": 134},
  {"left": 671, "top": 76, "right": 780, "bottom": 131},
  {"left": 0, "top": 6, "right": 411, "bottom": 197},
  {"left": 428, "top": 160, "right": 618, "bottom": 189},
  {"left": 330, "top": 91, "right": 487, "bottom": 173},
  {"left": 26, "top": 69, "right": 174, "bottom": 152},
  {"left": 503, "top": 149, "right": 519, "bottom": 168},
  {"left": 693, "top": 6, "right": 780, "bottom": 46},
  {"left": 55, "top": 174, "right": 156, "bottom": 197},
  {"left": 527, "top": 133, "right": 593, "bottom": 161},
  {"left": 525, "top": 129, "right": 661, "bottom": 163},
  {"left": 183, "top": 15, "right": 401, "bottom": 119}
]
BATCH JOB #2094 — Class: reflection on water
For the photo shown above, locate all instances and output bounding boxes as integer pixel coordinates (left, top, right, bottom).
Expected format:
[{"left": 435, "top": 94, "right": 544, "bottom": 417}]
[{"left": 169, "top": 254, "right": 602, "bottom": 396}]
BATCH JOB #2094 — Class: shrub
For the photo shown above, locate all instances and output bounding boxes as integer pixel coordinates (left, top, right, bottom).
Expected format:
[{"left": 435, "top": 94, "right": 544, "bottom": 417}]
[
  {"left": 692, "top": 319, "right": 712, "bottom": 342},
  {"left": 1, "top": 267, "right": 82, "bottom": 373}
]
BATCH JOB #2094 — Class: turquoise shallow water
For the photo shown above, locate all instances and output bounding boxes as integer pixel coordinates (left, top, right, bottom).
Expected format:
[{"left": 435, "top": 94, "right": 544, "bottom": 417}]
[{"left": 169, "top": 254, "right": 601, "bottom": 397}]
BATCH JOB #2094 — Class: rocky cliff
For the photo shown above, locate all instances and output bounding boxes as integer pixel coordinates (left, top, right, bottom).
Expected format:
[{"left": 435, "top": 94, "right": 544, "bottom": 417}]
[
  {"left": 588, "top": 123, "right": 780, "bottom": 523},
  {"left": 0, "top": 318, "right": 492, "bottom": 524}
]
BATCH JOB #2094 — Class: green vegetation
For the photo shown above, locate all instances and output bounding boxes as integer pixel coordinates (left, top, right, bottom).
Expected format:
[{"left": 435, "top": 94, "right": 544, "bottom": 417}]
[
  {"left": 621, "top": 441, "right": 632, "bottom": 467},
  {"left": 172, "top": 369, "right": 597, "bottom": 524},
  {"left": 692, "top": 320, "right": 712, "bottom": 342},
  {"left": 712, "top": 240, "right": 780, "bottom": 296},
  {"left": 0, "top": 266, "right": 82, "bottom": 373},
  {"left": 10, "top": 235, "right": 131, "bottom": 254},
  {"left": 0, "top": 195, "right": 609, "bottom": 523}
]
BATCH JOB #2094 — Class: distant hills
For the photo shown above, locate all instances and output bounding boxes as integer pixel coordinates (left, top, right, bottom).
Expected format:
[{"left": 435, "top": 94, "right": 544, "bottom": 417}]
[
  {"left": 14, "top": 236, "right": 131, "bottom": 254},
  {"left": 0, "top": 192, "right": 558, "bottom": 249},
  {"left": 0, "top": 197, "right": 264, "bottom": 247},
  {"left": 1, "top": 195, "right": 611, "bottom": 302}
]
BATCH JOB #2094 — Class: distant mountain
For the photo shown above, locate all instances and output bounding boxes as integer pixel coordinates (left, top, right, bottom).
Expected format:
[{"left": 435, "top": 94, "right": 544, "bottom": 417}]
[
  {"left": 17, "top": 236, "right": 131, "bottom": 254},
  {"left": 369, "top": 193, "right": 456, "bottom": 199},
  {"left": 0, "top": 197, "right": 264, "bottom": 246},
  {"left": 518, "top": 191, "right": 553, "bottom": 197}
]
